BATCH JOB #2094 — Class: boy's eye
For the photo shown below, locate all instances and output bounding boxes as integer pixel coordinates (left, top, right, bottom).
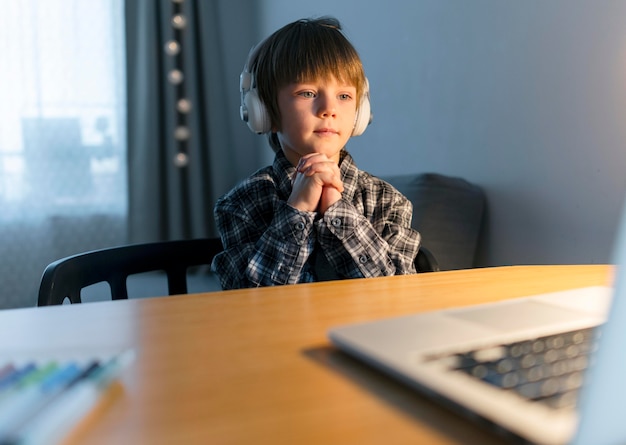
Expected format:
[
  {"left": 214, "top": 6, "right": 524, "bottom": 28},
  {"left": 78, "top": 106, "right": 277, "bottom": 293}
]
[
  {"left": 298, "top": 91, "right": 316, "bottom": 98},
  {"left": 339, "top": 93, "right": 352, "bottom": 100}
]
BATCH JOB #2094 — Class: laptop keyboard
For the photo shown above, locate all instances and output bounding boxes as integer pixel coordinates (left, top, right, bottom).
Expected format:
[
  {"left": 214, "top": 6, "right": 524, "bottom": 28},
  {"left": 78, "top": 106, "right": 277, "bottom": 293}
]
[{"left": 445, "top": 328, "right": 599, "bottom": 409}]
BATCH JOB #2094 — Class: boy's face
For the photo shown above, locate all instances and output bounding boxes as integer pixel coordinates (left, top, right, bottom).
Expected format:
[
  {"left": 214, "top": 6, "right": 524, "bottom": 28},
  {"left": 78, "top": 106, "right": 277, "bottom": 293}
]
[{"left": 275, "top": 76, "right": 358, "bottom": 166}]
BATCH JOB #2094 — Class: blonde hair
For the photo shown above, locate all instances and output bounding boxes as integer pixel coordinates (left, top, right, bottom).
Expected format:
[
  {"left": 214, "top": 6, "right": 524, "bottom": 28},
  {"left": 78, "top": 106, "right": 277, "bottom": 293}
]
[{"left": 248, "top": 17, "right": 367, "bottom": 151}]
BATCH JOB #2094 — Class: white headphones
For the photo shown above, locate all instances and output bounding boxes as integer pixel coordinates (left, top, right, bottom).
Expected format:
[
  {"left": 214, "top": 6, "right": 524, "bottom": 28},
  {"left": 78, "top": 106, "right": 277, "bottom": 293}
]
[{"left": 239, "top": 63, "right": 372, "bottom": 136}]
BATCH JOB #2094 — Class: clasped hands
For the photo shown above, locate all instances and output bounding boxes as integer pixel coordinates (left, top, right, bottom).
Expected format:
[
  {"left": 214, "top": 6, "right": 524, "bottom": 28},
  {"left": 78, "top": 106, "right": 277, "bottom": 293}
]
[{"left": 288, "top": 153, "right": 344, "bottom": 215}]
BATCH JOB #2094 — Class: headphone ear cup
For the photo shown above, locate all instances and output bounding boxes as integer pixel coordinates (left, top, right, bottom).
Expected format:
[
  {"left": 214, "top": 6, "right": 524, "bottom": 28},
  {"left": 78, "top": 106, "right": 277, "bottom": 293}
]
[
  {"left": 351, "top": 93, "right": 371, "bottom": 136},
  {"left": 243, "top": 89, "right": 271, "bottom": 134}
]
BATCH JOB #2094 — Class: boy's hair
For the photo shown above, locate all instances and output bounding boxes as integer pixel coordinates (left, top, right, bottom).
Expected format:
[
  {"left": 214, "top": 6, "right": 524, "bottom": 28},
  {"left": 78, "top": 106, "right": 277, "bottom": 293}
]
[{"left": 247, "top": 17, "right": 367, "bottom": 152}]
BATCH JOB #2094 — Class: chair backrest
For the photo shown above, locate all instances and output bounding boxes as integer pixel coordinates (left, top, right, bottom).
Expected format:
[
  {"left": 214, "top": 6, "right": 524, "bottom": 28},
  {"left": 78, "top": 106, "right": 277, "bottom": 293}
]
[
  {"left": 38, "top": 238, "right": 223, "bottom": 306},
  {"left": 385, "top": 173, "right": 486, "bottom": 270}
]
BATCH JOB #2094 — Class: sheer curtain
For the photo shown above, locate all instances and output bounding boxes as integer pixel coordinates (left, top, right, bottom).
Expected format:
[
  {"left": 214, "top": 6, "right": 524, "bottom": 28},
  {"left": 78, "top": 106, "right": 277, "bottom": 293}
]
[{"left": 0, "top": 0, "right": 127, "bottom": 308}]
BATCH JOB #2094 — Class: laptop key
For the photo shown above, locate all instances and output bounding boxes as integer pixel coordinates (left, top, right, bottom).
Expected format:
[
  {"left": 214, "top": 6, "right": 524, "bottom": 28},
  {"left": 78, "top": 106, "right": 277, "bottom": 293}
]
[{"left": 448, "top": 327, "right": 596, "bottom": 409}]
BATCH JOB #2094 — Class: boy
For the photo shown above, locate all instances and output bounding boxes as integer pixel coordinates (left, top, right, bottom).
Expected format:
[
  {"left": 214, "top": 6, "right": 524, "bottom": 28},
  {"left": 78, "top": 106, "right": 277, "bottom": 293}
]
[{"left": 213, "top": 16, "right": 421, "bottom": 289}]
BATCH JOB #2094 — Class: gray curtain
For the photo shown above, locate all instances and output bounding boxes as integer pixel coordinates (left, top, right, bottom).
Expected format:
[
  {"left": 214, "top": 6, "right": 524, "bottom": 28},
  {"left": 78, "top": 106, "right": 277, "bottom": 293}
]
[{"left": 125, "top": 0, "right": 264, "bottom": 243}]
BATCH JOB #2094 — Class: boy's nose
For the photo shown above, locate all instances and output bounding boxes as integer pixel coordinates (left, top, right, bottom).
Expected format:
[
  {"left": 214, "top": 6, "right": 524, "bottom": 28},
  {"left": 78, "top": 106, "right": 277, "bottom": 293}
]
[{"left": 317, "top": 95, "right": 337, "bottom": 118}]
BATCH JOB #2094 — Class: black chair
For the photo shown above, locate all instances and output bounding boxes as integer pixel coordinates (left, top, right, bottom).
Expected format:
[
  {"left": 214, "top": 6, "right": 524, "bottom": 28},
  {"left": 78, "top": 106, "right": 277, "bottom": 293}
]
[
  {"left": 38, "top": 238, "right": 224, "bottom": 306},
  {"left": 38, "top": 237, "right": 437, "bottom": 306},
  {"left": 415, "top": 247, "right": 439, "bottom": 273}
]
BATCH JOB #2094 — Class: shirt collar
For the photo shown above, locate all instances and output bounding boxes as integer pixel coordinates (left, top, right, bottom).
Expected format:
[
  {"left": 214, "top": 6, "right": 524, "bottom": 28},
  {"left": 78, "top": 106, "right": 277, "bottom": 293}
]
[
  {"left": 337, "top": 150, "right": 359, "bottom": 201},
  {"left": 273, "top": 150, "right": 297, "bottom": 199}
]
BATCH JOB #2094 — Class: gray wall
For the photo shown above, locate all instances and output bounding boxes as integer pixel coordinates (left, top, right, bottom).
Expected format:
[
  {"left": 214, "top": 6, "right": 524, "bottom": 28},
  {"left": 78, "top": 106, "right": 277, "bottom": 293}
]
[{"left": 245, "top": 0, "right": 626, "bottom": 267}]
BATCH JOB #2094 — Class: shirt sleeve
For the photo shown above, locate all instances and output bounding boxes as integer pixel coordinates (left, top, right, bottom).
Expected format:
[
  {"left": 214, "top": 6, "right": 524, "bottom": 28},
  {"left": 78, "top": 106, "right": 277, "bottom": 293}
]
[
  {"left": 213, "top": 196, "right": 316, "bottom": 289},
  {"left": 315, "top": 187, "right": 420, "bottom": 278}
]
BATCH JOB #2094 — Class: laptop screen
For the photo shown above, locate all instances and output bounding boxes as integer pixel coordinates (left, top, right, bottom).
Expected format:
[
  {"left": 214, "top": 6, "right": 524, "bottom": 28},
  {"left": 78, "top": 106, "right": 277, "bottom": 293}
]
[{"left": 572, "top": 199, "right": 626, "bottom": 444}]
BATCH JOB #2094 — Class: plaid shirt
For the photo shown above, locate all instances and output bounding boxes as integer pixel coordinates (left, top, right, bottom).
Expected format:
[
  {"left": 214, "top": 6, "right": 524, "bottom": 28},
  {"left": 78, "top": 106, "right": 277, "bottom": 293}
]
[{"left": 213, "top": 150, "right": 421, "bottom": 289}]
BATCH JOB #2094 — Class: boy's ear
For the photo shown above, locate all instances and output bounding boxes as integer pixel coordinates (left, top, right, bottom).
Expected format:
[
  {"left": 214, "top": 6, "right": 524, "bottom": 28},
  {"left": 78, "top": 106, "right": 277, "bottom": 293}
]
[{"left": 351, "top": 78, "right": 372, "bottom": 137}]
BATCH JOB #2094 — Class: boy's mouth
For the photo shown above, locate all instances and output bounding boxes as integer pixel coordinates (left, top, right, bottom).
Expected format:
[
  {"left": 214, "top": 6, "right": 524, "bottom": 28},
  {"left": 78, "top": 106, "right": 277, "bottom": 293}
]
[{"left": 314, "top": 128, "right": 338, "bottom": 135}]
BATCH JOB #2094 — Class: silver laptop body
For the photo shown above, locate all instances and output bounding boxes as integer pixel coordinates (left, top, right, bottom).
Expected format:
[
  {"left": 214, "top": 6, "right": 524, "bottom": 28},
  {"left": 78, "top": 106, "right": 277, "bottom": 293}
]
[{"left": 329, "top": 205, "right": 626, "bottom": 445}]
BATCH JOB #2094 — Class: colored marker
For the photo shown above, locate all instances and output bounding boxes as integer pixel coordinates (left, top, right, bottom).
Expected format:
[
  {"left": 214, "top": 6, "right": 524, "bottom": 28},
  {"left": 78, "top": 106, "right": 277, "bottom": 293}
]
[
  {"left": 0, "top": 363, "right": 82, "bottom": 437},
  {"left": 0, "top": 350, "right": 135, "bottom": 445}
]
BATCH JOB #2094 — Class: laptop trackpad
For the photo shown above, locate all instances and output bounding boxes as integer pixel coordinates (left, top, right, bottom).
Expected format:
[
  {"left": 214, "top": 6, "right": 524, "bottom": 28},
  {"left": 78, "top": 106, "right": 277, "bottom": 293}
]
[{"left": 450, "top": 300, "right": 587, "bottom": 331}]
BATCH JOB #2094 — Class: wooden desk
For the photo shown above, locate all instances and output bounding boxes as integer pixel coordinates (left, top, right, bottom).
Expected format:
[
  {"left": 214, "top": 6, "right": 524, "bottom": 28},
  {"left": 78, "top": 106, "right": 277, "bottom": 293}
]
[{"left": 1, "top": 265, "right": 613, "bottom": 445}]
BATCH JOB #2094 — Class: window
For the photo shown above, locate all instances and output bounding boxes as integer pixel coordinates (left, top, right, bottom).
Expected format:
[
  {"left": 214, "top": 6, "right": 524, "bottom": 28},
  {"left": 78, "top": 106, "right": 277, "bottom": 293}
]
[{"left": 0, "top": 0, "right": 126, "bottom": 308}]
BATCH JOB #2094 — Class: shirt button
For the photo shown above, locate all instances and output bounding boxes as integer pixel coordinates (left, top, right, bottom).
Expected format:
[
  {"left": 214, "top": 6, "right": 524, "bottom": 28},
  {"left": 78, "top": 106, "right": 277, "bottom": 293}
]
[
  {"left": 294, "top": 221, "right": 305, "bottom": 231},
  {"left": 359, "top": 255, "right": 369, "bottom": 264},
  {"left": 331, "top": 217, "right": 342, "bottom": 228}
]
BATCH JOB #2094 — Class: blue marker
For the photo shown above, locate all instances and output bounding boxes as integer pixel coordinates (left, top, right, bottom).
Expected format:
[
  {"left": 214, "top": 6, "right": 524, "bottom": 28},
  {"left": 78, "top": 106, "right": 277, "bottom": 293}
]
[{"left": 0, "top": 365, "right": 36, "bottom": 394}]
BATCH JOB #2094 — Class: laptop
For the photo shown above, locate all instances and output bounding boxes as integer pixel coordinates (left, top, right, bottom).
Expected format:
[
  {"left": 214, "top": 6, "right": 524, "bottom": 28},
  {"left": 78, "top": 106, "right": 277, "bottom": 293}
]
[{"left": 329, "top": 205, "right": 626, "bottom": 445}]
